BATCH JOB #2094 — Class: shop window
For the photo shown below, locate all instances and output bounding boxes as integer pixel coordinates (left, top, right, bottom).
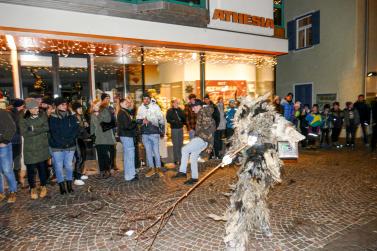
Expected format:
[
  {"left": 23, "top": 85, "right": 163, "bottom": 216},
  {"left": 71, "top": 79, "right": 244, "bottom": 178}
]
[
  {"left": 274, "top": 0, "right": 284, "bottom": 28},
  {"left": 0, "top": 52, "right": 14, "bottom": 100},
  {"left": 287, "top": 11, "right": 320, "bottom": 51},
  {"left": 19, "top": 54, "right": 53, "bottom": 98},
  {"left": 59, "top": 56, "right": 89, "bottom": 103}
]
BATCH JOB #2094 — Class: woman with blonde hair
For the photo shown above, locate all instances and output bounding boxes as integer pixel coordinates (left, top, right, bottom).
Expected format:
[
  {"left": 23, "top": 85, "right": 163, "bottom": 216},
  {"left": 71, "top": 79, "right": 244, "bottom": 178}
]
[
  {"left": 117, "top": 96, "right": 138, "bottom": 181},
  {"left": 90, "top": 98, "right": 116, "bottom": 179}
]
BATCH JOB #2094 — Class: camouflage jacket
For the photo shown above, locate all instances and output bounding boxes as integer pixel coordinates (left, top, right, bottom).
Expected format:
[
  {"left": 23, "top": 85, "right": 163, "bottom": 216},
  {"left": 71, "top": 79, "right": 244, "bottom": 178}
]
[{"left": 195, "top": 105, "right": 216, "bottom": 149}]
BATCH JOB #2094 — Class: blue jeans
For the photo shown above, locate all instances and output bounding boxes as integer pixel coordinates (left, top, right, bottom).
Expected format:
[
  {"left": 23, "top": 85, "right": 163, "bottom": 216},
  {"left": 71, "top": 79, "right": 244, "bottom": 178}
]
[
  {"left": 179, "top": 137, "right": 207, "bottom": 179},
  {"left": 142, "top": 134, "right": 161, "bottom": 168},
  {"left": 189, "top": 130, "right": 196, "bottom": 140},
  {"left": 52, "top": 150, "right": 75, "bottom": 183},
  {"left": 120, "top": 137, "right": 136, "bottom": 181},
  {"left": 0, "top": 143, "right": 17, "bottom": 193}
]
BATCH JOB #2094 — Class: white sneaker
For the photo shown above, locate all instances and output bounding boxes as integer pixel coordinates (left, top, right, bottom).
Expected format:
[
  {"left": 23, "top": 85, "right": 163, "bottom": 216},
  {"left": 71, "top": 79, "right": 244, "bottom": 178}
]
[
  {"left": 81, "top": 175, "right": 88, "bottom": 180},
  {"left": 74, "top": 179, "right": 85, "bottom": 186},
  {"left": 198, "top": 157, "right": 205, "bottom": 163}
]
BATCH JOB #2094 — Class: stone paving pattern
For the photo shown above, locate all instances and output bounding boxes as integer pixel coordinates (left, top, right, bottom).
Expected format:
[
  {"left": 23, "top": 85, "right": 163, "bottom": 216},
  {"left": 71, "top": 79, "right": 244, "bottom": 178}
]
[{"left": 0, "top": 148, "right": 376, "bottom": 251}]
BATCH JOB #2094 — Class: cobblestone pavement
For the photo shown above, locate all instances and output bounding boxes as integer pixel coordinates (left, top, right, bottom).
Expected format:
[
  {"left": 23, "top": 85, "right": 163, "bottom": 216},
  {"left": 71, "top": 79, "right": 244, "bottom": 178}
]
[{"left": 0, "top": 148, "right": 376, "bottom": 251}]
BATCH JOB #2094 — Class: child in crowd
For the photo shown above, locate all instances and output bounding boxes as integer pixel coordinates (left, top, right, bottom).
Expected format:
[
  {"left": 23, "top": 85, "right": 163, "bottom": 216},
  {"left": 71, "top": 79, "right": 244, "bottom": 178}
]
[
  {"left": 331, "top": 102, "right": 344, "bottom": 148},
  {"left": 225, "top": 99, "right": 238, "bottom": 139},
  {"left": 299, "top": 104, "right": 310, "bottom": 147},
  {"left": 320, "top": 104, "right": 333, "bottom": 148},
  {"left": 305, "top": 104, "right": 322, "bottom": 149},
  {"left": 293, "top": 101, "right": 301, "bottom": 129},
  {"left": 343, "top": 102, "right": 360, "bottom": 148}
]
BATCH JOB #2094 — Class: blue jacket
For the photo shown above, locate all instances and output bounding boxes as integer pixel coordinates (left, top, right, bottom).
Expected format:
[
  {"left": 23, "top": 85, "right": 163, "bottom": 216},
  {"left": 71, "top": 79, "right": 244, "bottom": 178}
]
[
  {"left": 226, "top": 107, "right": 237, "bottom": 129},
  {"left": 281, "top": 99, "right": 294, "bottom": 122},
  {"left": 49, "top": 111, "right": 79, "bottom": 149}
]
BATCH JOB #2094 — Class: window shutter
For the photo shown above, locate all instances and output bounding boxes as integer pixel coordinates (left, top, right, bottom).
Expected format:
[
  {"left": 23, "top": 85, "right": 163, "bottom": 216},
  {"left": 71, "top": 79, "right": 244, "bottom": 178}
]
[
  {"left": 287, "top": 20, "right": 296, "bottom": 51},
  {"left": 312, "top": 11, "right": 320, "bottom": 45}
]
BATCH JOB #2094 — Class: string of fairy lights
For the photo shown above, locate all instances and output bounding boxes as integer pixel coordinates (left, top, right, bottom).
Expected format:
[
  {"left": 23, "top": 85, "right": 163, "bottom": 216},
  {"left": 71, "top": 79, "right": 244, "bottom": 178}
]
[{"left": 0, "top": 36, "right": 277, "bottom": 76}]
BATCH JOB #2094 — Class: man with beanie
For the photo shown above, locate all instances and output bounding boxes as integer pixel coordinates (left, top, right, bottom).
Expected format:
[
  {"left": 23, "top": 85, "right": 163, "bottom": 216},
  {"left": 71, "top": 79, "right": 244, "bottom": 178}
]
[
  {"left": 173, "top": 99, "right": 216, "bottom": 185},
  {"left": 49, "top": 97, "right": 79, "bottom": 194},
  {"left": 136, "top": 93, "right": 165, "bottom": 178},
  {"left": 9, "top": 99, "right": 25, "bottom": 185},
  {"left": 0, "top": 105, "right": 17, "bottom": 203}
]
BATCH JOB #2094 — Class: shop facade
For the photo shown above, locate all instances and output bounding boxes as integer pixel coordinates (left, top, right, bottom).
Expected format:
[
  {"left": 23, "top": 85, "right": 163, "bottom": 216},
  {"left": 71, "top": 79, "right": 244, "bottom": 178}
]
[{"left": 0, "top": 0, "right": 287, "bottom": 109}]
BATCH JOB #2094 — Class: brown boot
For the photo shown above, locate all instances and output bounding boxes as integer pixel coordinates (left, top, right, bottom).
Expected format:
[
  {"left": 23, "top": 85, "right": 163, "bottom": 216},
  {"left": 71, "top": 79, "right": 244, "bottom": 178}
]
[
  {"left": 0, "top": 193, "right": 5, "bottom": 202},
  {"left": 155, "top": 168, "right": 164, "bottom": 177},
  {"left": 39, "top": 186, "right": 47, "bottom": 198},
  {"left": 7, "top": 192, "right": 16, "bottom": 203},
  {"left": 30, "top": 188, "right": 38, "bottom": 200},
  {"left": 145, "top": 168, "right": 156, "bottom": 178}
]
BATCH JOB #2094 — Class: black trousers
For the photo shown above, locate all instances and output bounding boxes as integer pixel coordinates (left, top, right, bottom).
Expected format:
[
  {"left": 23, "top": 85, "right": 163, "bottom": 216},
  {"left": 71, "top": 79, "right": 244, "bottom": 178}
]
[
  {"left": 74, "top": 139, "right": 87, "bottom": 179},
  {"left": 320, "top": 128, "right": 330, "bottom": 145},
  {"left": 300, "top": 127, "right": 308, "bottom": 147},
  {"left": 96, "top": 145, "right": 112, "bottom": 172},
  {"left": 358, "top": 123, "right": 369, "bottom": 145},
  {"left": 214, "top": 130, "right": 225, "bottom": 158},
  {"left": 331, "top": 127, "right": 342, "bottom": 143},
  {"left": 371, "top": 124, "right": 377, "bottom": 152},
  {"left": 109, "top": 144, "right": 116, "bottom": 169},
  {"left": 26, "top": 161, "right": 48, "bottom": 189},
  {"left": 226, "top": 128, "right": 234, "bottom": 139},
  {"left": 346, "top": 125, "right": 356, "bottom": 145}
]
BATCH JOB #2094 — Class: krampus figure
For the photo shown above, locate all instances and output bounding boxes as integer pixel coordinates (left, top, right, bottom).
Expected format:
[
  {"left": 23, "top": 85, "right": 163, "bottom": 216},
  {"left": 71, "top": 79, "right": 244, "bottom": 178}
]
[{"left": 214, "top": 94, "right": 304, "bottom": 251}]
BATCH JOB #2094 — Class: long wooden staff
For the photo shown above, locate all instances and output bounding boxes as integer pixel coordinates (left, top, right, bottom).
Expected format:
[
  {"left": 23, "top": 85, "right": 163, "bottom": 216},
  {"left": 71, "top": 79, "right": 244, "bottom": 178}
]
[{"left": 136, "top": 144, "right": 248, "bottom": 250}]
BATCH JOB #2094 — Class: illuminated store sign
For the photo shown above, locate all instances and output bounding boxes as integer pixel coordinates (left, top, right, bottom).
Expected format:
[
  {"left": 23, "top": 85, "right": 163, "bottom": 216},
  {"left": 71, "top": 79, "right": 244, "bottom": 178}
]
[{"left": 212, "top": 9, "right": 274, "bottom": 29}]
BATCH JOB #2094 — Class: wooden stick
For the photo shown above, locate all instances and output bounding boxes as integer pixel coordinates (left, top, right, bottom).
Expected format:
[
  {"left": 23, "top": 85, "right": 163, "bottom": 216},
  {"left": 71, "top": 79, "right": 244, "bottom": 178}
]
[{"left": 136, "top": 144, "right": 248, "bottom": 249}]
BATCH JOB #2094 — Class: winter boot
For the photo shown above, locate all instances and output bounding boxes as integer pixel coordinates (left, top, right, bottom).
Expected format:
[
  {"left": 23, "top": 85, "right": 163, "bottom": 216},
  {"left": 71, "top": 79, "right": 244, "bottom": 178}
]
[
  {"left": 30, "top": 188, "right": 38, "bottom": 200},
  {"left": 66, "top": 181, "right": 74, "bottom": 193},
  {"left": 39, "top": 186, "right": 47, "bottom": 198},
  {"left": 59, "top": 182, "right": 67, "bottom": 195},
  {"left": 7, "top": 192, "right": 16, "bottom": 203}
]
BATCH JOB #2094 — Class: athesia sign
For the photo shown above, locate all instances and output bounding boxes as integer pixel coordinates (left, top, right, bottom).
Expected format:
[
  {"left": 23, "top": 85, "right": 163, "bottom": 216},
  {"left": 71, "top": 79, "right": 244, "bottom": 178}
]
[{"left": 212, "top": 9, "right": 274, "bottom": 29}]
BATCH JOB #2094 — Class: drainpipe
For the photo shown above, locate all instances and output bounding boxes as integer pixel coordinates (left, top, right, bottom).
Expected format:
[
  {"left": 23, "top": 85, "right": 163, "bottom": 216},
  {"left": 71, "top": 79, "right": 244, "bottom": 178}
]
[{"left": 364, "top": 0, "right": 369, "bottom": 96}]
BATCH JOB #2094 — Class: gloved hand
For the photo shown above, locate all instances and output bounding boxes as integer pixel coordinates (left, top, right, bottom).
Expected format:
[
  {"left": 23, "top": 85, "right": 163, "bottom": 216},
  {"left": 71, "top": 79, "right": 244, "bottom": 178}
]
[
  {"left": 221, "top": 154, "right": 233, "bottom": 167},
  {"left": 247, "top": 135, "right": 258, "bottom": 146}
]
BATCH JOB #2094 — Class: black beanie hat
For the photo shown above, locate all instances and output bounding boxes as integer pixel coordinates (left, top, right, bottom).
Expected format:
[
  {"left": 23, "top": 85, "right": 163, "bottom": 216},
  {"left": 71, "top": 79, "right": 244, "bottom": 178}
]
[
  {"left": 101, "top": 93, "right": 110, "bottom": 101},
  {"left": 54, "top": 97, "right": 67, "bottom": 107},
  {"left": 71, "top": 102, "right": 82, "bottom": 111}
]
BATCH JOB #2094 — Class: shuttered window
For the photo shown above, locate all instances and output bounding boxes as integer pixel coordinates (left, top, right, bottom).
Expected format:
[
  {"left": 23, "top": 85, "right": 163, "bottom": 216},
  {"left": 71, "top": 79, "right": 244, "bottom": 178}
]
[{"left": 287, "top": 11, "right": 320, "bottom": 51}]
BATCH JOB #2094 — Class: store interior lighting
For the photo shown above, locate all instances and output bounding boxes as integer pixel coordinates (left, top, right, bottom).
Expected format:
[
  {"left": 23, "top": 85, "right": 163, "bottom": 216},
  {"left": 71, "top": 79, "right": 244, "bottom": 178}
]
[{"left": 367, "top": 71, "right": 377, "bottom": 77}]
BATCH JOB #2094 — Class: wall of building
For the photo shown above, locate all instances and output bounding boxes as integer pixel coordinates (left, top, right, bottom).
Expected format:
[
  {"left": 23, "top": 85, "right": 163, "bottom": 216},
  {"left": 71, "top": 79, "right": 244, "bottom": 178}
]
[
  {"left": 366, "top": 0, "right": 377, "bottom": 98},
  {"left": 276, "top": 0, "right": 366, "bottom": 107},
  {"left": 0, "top": 0, "right": 208, "bottom": 27}
]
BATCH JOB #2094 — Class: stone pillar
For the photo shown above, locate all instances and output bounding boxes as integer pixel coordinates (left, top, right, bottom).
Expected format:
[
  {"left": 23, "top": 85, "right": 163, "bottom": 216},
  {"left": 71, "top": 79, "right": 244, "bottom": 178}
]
[{"left": 10, "top": 50, "right": 21, "bottom": 98}]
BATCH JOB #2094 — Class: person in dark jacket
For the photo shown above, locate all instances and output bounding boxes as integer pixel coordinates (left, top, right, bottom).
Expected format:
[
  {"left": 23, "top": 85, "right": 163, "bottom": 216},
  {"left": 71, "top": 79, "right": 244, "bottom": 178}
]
[
  {"left": 71, "top": 102, "right": 90, "bottom": 186},
  {"left": 166, "top": 98, "right": 186, "bottom": 166},
  {"left": 330, "top": 102, "right": 344, "bottom": 148},
  {"left": 320, "top": 104, "right": 333, "bottom": 148},
  {"left": 354, "top": 94, "right": 371, "bottom": 146},
  {"left": 203, "top": 94, "right": 220, "bottom": 159},
  {"left": 370, "top": 97, "right": 377, "bottom": 153},
  {"left": 20, "top": 99, "right": 50, "bottom": 200},
  {"left": 90, "top": 99, "right": 116, "bottom": 179},
  {"left": 0, "top": 107, "right": 17, "bottom": 203},
  {"left": 49, "top": 97, "right": 79, "bottom": 195},
  {"left": 117, "top": 97, "right": 138, "bottom": 181},
  {"left": 344, "top": 102, "right": 360, "bottom": 148},
  {"left": 299, "top": 104, "right": 310, "bottom": 147},
  {"left": 9, "top": 98, "right": 24, "bottom": 184}
]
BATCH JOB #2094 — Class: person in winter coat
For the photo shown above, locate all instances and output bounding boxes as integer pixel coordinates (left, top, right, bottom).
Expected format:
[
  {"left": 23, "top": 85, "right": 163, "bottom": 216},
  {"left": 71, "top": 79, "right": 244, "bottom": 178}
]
[
  {"left": 299, "top": 104, "right": 311, "bottom": 147},
  {"left": 293, "top": 101, "right": 301, "bottom": 129},
  {"left": 353, "top": 94, "right": 371, "bottom": 146},
  {"left": 166, "top": 98, "right": 186, "bottom": 166},
  {"left": 225, "top": 99, "right": 238, "bottom": 139},
  {"left": 371, "top": 97, "right": 377, "bottom": 153},
  {"left": 330, "top": 102, "right": 344, "bottom": 147},
  {"left": 20, "top": 99, "right": 50, "bottom": 199},
  {"left": 173, "top": 99, "right": 216, "bottom": 185},
  {"left": 136, "top": 94, "right": 165, "bottom": 178},
  {"left": 9, "top": 98, "right": 25, "bottom": 185},
  {"left": 184, "top": 94, "right": 197, "bottom": 140},
  {"left": 281, "top": 92, "right": 295, "bottom": 123},
  {"left": 117, "top": 97, "right": 138, "bottom": 182},
  {"left": 305, "top": 104, "right": 322, "bottom": 149},
  {"left": 49, "top": 97, "right": 79, "bottom": 195},
  {"left": 213, "top": 97, "right": 226, "bottom": 158},
  {"left": 0, "top": 107, "right": 17, "bottom": 203},
  {"left": 344, "top": 102, "right": 360, "bottom": 148},
  {"left": 272, "top": 96, "right": 283, "bottom": 114},
  {"left": 71, "top": 102, "right": 89, "bottom": 186},
  {"left": 320, "top": 104, "right": 333, "bottom": 148},
  {"left": 90, "top": 99, "right": 116, "bottom": 179}
]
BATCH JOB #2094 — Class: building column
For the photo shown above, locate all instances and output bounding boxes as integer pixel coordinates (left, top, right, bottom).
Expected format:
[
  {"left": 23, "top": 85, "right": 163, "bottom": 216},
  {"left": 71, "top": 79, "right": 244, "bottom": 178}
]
[
  {"left": 200, "top": 52, "right": 206, "bottom": 98},
  {"left": 88, "top": 54, "right": 95, "bottom": 100},
  {"left": 10, "top": 50, "right": 21, "bottom": 98},
  {"left": 51, "top": 54, "right": 61, "bottom": 97},
  {"left": 141, "top": 47, "right": 145, "bottom": 94}
]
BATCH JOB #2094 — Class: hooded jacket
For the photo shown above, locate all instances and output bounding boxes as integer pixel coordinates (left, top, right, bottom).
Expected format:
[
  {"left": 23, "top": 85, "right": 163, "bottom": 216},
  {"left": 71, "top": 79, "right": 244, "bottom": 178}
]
[
  {"left": 0, "top": 109, "right": 16, "bottom": 145},
  {"left": 49, "top": 110, "right": 79, "bottom": 150}
]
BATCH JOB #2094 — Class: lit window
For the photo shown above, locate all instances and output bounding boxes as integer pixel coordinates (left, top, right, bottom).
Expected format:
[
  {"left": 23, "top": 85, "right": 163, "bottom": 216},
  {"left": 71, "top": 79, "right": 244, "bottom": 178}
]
[{"left": 296, "top": 15, "right": 312, "bottom": 49}]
